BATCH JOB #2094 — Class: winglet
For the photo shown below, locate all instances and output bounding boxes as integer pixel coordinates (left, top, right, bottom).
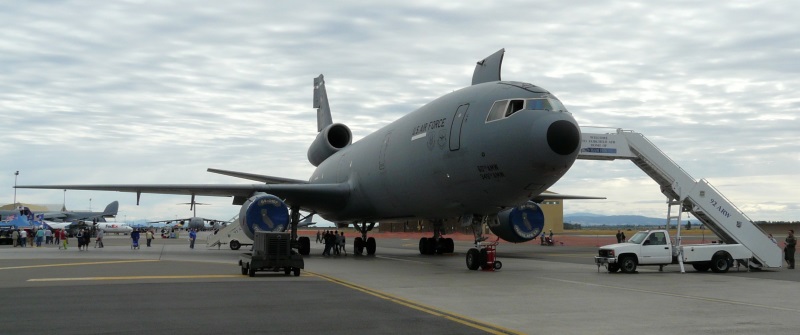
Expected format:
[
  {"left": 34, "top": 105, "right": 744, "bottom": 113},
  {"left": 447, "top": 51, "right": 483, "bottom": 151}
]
[
  {"left": 313, "top": 75, "right": 333, "bottom": 132},
  {"left": 472, "top": 49, "right": 504, "bottom": 85}
]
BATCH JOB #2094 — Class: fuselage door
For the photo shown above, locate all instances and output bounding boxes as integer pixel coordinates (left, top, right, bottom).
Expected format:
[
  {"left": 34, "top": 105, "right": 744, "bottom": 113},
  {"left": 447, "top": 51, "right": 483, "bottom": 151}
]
[{"left": 449, "top": 104, "right": 470, "bottom": 151}]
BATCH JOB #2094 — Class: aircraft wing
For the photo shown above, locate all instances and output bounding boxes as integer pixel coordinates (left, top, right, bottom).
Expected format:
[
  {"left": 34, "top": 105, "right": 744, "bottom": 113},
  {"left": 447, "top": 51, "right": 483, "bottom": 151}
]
[{"left": 16, "top": 183, "right": 350, "bottom": 214}]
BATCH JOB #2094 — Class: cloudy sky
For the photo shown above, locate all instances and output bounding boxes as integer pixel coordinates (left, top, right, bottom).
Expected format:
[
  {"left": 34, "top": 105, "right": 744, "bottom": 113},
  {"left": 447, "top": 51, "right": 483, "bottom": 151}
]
[{"left": 2, "top": 1, "right": 798, "bottom": 225}]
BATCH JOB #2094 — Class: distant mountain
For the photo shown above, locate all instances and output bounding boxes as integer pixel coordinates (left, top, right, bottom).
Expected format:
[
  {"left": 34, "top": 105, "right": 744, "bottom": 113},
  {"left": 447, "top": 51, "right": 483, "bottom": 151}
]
[{"left": 564, "top": 213, "right": 666, "bottom": 226}]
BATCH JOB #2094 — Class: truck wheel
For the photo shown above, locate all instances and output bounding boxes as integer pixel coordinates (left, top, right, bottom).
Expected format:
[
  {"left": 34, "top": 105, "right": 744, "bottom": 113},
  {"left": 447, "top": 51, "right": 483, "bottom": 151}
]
[
  {"left": 620, "top": 256, "right": 637, "bottom": 273},
  {"left": 692, "top": 262, "right": 710, "bottom": 272},
  {"left": 710, "top": 254, "right": 731, "bottom": 273},
  {"left": 607, "top": 264, "right": 620, "bottom": 273},
  {"left": 293, "top": 267, "right": 301, "bottom": 276},
  {"left": 230, "top": 240, "right": 241, "bottom": 250},
  {"left": 284, "top": 267, "right": 291, "bottom": 275},
  {"left": 493, "top": 261, "right": 502, "bottom": 270},
  {"left": 247, "top": 265, "right": 255, "bottom": 277},
  {"left": 241, "top": 265, "right": 247, "bottom": 275}
]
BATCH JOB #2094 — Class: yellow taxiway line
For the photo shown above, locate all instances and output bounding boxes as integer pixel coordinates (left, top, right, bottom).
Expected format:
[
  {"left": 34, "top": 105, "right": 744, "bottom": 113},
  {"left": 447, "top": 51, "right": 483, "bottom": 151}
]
[
  {"left": 28, "top": 274, "right": 244, "bottom": 282},
  {"left": 308, "top": 271, "right": 524, "bottom": 335},
  {"left": 0, "top": 259, "right": 159, "bottom": 270}
]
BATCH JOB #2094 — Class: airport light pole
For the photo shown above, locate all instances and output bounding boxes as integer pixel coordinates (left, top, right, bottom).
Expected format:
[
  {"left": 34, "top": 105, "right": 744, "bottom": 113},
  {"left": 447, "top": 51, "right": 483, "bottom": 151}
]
[{"left": 13, "top": 171, "right": 19, "bottom": 206}]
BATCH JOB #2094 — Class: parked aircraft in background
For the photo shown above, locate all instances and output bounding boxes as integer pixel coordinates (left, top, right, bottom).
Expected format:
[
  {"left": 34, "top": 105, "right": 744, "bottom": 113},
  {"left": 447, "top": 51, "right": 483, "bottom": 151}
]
[
  {"left": 18, "top": 49, "right": 601, "bottom": 270},
  {"left": 40, "top": 201, "right": 119, "bottom": 222},
  {"left": 148, "top": 217, "right": 227, "bottom": 231},
  {"left": 41, "top": 220, "right": 133, "bottom": 234}
]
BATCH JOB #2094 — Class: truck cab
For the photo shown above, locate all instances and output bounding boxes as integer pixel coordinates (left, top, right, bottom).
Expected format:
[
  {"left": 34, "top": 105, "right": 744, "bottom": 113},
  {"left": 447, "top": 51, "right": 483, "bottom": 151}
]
[{"left": 596, "top": 230, "right": 675, "bottom": 273}]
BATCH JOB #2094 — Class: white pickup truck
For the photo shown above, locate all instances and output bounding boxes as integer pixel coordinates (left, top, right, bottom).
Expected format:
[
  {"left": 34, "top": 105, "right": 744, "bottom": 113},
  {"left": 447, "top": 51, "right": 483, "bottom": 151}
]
[{"left": 594, "top": 229, "right": 752, "bottom": 273}]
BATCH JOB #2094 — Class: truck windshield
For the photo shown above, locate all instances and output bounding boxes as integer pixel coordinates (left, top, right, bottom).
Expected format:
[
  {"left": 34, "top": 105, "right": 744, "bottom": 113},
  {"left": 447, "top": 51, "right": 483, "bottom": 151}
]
[{"left": 628, "top": 232, "right": 648, "bottom": 244}]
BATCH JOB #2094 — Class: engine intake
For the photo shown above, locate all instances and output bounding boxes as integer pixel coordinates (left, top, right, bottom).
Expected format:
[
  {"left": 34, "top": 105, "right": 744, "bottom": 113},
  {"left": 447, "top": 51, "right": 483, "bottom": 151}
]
[
  {"left": 239, "top": 193, "right": 290, "bottom": 240},
  {"left": 307, "top": 123, "right": 352, "bottom": 166},
  {"left": 488, "top": 202, "right": 545, "bottom": 243}
]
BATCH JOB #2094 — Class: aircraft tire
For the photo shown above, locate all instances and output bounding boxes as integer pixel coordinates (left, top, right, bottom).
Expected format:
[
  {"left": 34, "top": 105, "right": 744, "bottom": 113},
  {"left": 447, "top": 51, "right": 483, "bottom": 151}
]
[
  {"left": 429, "top": 237, "right": 438, "bottom": 254},
  {"left": 445, "top": 238, "right": 455, "bottom": 253},
  {"left": 230, "top": 240, "right": 241, "bottom": 250},
  {"left": 284, "top": 267, "right": 291, "bottom": 275},
  {"left": 466, "top": 248, "right": 481, "bottom": 270},
  {"left": 354, "top": 237, "right": 363, "bottom": 255},
  {"left": 298, "top": 236, "right": 311, "bottom": 255},
  {"left": 366, "top": 237, "right": 377, "bottom": 255},
  {"left": 419, "top": 237, "right": 428, "bottom": 254}
]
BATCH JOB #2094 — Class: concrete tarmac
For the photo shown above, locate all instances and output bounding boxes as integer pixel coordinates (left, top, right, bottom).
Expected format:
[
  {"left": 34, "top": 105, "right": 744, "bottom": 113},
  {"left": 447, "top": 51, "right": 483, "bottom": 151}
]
[{"left": 1, "top": 233, "right": 799, "bottom": 334}]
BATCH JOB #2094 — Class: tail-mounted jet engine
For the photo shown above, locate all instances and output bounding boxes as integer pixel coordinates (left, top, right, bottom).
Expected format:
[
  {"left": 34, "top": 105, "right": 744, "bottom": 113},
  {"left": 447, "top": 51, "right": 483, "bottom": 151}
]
[
  {"left": 488, "top": 202, "right": 546, "bottom": 243},
  {"left": 307, "top": 123, "right": 352, "bottom": 166},
  {"left": 239, "top": 193, "right": 290, "bottom": 240}
]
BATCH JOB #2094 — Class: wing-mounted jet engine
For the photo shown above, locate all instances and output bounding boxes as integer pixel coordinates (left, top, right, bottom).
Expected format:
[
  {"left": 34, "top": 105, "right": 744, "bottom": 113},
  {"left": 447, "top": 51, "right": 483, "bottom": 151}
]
[
  {"left": 487, "top": 202, "right": 545, "bottom": 243},
  {"left": 239, "top": 193, "right": 290, "bottom": 239},
  {"left": 308, "top": 75, "right": 352, "bottom": 166}
]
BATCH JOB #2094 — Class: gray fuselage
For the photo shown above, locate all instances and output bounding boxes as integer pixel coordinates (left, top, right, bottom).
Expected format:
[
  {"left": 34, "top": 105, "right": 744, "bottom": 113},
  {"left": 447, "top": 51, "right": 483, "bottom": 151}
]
[{"left": 310, "top": 81, "right": 580, "bottom": 223}]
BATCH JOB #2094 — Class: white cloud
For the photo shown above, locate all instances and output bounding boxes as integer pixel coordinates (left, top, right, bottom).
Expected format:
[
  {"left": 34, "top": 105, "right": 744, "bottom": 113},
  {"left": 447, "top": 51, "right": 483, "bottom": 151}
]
[{"left": 2, "top": 1, "right": 799, "bottom": 223}]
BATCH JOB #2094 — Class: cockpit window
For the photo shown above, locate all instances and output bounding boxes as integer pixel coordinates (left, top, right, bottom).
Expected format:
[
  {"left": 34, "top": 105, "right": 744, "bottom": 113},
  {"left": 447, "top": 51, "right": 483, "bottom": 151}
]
[
  {"left": 505, "top": 100, "right": 525, "bottom": 117},
  {"left": 527, "top": 98, "right": 568, "bottom": 112},
  {"left": 486, "top": 100, "right": 508, "bottom": 122},
  {"left": 486, "top": 97, "right": 568, "bottom": 123}
]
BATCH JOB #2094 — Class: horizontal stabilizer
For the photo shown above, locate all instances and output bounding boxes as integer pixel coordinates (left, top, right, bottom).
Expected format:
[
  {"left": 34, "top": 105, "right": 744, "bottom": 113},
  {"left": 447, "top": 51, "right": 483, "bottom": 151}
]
[
  {"left": 532, "top": 193, "right": 606, "bottom": 202},
  {"left": 207, "top": 168, "right": 308, "bottom": 184}
]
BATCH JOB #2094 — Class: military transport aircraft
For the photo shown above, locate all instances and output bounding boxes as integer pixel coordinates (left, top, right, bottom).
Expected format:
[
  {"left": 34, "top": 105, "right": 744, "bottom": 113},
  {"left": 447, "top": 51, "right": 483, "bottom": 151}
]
[{"left": 18, "top": 49, "right": 599, "bottom": 270}]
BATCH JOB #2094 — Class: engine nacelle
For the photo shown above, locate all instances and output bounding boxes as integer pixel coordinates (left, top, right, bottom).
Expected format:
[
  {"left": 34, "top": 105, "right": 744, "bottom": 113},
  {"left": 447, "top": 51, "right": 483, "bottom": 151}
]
[
  {"left": 238, "top": 193, "right": 290, "bottom": 240},
  {"left": 488, "top": 202, "right": 545, "bottom": 243},
  {"left": 307, "top": 123, "right": 352, "bottom": 166}
]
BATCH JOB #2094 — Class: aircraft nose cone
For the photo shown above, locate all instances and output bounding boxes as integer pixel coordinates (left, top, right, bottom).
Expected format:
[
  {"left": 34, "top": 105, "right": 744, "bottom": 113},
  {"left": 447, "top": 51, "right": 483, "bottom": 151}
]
[{"left": 546, "top": 119, "right": 580, "bottom": 155}]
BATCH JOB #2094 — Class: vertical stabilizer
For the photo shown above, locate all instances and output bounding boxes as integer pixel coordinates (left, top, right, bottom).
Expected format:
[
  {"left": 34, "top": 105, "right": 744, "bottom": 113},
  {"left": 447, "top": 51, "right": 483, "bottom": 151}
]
[
  {"left": 472, "top": 49, "right": 504, "bottom": 85},
  {"left": 313, "top": 75, "right": 333, "bottom": 132}
]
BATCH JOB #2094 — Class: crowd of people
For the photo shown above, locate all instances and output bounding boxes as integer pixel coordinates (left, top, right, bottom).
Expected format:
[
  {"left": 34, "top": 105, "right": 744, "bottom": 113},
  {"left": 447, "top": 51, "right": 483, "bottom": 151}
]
[{"left": 316, "top": 230, "right": 346, "bottom": 256}]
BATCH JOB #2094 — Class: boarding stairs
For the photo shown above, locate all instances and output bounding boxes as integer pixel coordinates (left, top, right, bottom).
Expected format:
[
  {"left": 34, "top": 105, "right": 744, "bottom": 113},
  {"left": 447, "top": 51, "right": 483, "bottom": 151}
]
[
  {"left": 206, "top": 214, "right": 242, "bottom": 249},
  {"left": 577, "top": 128, "right": 783, "bottom": 268}
]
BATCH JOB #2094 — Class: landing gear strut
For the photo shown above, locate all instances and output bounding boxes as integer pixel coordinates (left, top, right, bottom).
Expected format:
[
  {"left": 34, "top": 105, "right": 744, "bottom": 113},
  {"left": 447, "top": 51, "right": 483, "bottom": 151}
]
[
  {"left": 465, "top": 215, "right": 502, "bottom": 271},
  {"left": 418, "top": 219, "right": 454, "bottom": 255},
  {"left": 289, "top": 206, "right": 310, "bottom": 256},
  {"left": 353, "top": 222, "right": 376, "bottom": 255}
]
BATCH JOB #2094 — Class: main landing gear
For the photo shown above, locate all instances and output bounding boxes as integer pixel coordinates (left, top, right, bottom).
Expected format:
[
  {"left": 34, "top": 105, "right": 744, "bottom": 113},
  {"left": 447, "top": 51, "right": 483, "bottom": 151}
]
[
  {"left": 353, "top": 222, "right": 377, "bottom": 255},
  {"left": 465, "top": 216, "right": 502, "bottom": 271},
  {"left": 418, "top": 219, "right": 454, "bottom": 255},
  {"left": 289, "top": 207, "right": 311, "bottom": 256}
]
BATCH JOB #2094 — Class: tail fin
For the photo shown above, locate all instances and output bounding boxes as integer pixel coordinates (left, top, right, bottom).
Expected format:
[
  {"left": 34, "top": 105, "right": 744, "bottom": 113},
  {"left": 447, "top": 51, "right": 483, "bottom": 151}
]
[
  {"left": 313, "top": 75, "right": 333, "bottom": 132},
  {"left": 298, "top": 213, "right": 316, "bottom": 227},
  {"left": 103, "top": 201, "right": 119, "bottom": 216}
]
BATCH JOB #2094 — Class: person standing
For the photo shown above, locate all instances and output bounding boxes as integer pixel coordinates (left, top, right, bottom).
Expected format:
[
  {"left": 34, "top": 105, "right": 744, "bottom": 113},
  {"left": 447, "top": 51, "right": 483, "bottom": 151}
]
[
  {"left": 59, "top": 229, "right": 68, "bottom": 250},
  {"left": 189, "top": 229, "right": 197, "bottom": 249},
  {"left": 95, "top": 229, "right": 104, "bottom": 248},
  {"left": 76, "top": 229, "right": 85, "bottom": 251},
  {"left": 19, "top": 229, "right": 27, "bottom": 248},
  {"left": 785, "top": 229, "right": 796, "bottom": 269},
  {"left": 339, "top": 232, "right": 347, "bottom": 256},
  {"left": 145, "top": 229, "right": 154, "bottom": 247},
  {"left": 316, "top": 230, "right": 321, "bottom": 244},
  {"left": 44, "top": 229, "right": 52, "bottom": 245},
  {"left": 35, "top": 228, "right": 44, "bottom": 247},
  {"left": 12, "top": 229, "right": 19, "bottom": 247},
  {"left": 616, "top": 230, "right": 623, "bottom": 243}
]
